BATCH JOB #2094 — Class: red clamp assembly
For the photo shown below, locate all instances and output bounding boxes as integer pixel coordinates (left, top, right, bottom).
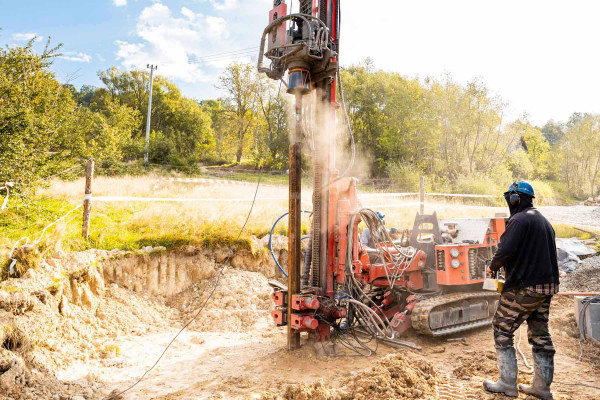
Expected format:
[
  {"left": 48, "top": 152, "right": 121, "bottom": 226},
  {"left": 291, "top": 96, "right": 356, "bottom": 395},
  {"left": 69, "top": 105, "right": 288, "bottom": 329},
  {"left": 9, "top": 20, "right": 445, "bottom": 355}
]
[
  {"left": 271, "top": 309, "right": 287, "bottom": 326},
  {"left": 271, "top": 291, "right": 287, "bottom": 306},
  {"left": 291, "top": 295, "right": 320, "bottom": 311},
  {"left": 290, "top": 314, "right": 319, "bottom": 330}
]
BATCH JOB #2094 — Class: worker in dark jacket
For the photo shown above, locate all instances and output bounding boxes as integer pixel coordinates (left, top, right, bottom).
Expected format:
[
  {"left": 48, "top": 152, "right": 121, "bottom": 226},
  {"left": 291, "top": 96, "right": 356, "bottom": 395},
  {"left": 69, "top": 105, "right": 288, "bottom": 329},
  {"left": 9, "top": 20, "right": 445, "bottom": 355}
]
[{"left": 483, "top": 181, "right": 559, "bottom": 400}]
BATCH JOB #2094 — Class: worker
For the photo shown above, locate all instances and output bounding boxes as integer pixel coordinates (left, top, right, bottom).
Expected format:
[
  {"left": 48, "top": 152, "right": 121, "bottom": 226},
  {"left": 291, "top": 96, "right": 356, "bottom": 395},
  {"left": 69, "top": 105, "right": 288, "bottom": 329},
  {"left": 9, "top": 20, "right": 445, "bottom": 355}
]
[
  {"left": 360, "top": 211, "right": 385, "bottom": 248},
  {"left": 389, "top": 227, "right": 401, "bottom": 241},
  {"left": 484, "top": 181, "right": 559, "bottom": 400}
]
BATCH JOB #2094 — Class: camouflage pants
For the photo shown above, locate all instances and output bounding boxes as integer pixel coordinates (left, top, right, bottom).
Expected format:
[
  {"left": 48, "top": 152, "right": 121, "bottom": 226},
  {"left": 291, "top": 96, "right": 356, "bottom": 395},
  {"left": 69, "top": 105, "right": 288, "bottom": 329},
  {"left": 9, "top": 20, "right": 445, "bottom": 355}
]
[{"left": 492, "top": 288, "right": 555, "bottom": 354}]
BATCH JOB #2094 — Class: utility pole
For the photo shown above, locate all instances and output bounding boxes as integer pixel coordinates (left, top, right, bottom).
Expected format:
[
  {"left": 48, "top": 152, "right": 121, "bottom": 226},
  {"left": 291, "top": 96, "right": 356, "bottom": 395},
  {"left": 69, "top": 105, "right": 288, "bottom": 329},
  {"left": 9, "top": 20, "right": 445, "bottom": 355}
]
[{"left": 144, "top": 64, "right": 158, "bottom": 165}]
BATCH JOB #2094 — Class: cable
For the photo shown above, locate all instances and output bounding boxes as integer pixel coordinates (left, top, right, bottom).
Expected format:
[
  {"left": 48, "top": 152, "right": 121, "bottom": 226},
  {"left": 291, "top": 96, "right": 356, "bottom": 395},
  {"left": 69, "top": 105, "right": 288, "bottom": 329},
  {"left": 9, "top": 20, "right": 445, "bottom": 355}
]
[
  {"left": 268, "top": 210, "right": 312, "bottom": 277},
  {"left": 105, "top": 166, "right": 265, "bottom": 400},
  {"left": 554, "top": 382, "right": 600, "bottom": 389},
  {"left": 516, "top": 326, "right": 534, "bottom": 374}
]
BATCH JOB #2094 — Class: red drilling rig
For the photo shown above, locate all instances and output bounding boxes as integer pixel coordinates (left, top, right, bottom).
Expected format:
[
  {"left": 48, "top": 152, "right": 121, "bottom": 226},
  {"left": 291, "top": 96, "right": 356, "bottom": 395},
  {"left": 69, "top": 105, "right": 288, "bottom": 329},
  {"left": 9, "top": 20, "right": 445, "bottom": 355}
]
[{"left": 258, "top": 0, "right": 503, "bottom": 352}]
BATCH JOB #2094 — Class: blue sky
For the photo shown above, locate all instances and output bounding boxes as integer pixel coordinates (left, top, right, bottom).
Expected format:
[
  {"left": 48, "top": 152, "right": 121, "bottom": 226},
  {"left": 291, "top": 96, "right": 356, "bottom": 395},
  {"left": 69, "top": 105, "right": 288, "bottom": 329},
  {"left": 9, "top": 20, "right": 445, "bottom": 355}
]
[
  {"left": 2, "top": 0, "right": 271, "bottom": 101},
  {"left": 4, "top": 0, "right": 600, "bottom": 125}
]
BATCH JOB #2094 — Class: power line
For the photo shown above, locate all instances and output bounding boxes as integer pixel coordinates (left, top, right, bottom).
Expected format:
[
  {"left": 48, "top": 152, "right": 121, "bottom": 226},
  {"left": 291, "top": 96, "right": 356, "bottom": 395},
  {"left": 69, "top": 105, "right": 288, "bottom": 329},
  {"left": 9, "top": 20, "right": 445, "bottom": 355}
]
[{"left": 188, "top": 47, "right": 259, "bottom": 64}]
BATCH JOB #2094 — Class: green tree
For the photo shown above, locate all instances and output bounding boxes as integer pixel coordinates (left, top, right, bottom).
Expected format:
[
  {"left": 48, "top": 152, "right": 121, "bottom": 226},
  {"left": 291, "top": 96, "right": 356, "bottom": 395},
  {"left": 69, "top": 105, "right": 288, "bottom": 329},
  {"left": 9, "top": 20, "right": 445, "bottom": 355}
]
[
  {"left": 218, "top": 63, "right": 258, "bottom": 164},
  {"left": 561, "top": 114, "right": 600, "bottom": 197},
  {"left": 0, "top": 40, "right": 81, "bottom": 189}
]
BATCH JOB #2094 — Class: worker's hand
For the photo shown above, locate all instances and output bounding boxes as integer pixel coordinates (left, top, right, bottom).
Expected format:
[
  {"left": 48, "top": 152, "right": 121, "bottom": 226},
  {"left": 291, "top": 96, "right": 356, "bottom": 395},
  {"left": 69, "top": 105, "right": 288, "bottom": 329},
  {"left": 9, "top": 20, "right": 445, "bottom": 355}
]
[{"left": 487, "top": 266, "right": 493, "bottom": 277}]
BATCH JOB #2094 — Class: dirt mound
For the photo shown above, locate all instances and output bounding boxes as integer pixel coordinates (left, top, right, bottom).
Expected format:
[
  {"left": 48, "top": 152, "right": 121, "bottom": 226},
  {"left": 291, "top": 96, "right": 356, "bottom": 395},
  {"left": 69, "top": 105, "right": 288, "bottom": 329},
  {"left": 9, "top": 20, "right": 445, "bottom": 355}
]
[
  {"left": 561, "top": 255, "right": 600, "bottom": 292},
  {"left": 343, "top": 353, "right": 438, "bottom": 400},
  {"left": 168, "top": 268, "right": 273, "bottom": 332},
  {"left": 452, "top": 351, "right": 497, "bottom": 379},
  {"left": 264, "top": 353, "right": 438, "bottom": 400}
]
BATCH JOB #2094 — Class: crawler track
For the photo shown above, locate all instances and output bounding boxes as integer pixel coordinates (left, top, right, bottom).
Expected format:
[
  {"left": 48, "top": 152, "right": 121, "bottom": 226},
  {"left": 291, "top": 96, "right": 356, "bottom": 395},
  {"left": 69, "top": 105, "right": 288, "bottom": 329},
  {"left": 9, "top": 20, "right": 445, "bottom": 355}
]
[{"left": 411, "top": 291, "right": 500, "bottom": 336}]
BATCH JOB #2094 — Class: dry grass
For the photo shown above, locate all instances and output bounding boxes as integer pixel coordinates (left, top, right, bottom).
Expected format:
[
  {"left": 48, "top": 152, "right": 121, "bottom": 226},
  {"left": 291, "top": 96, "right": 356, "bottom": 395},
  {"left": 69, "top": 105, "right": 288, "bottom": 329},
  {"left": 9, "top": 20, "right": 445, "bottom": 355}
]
[{"left": 0, "top": 175, "right": 523, "bottom": 254}]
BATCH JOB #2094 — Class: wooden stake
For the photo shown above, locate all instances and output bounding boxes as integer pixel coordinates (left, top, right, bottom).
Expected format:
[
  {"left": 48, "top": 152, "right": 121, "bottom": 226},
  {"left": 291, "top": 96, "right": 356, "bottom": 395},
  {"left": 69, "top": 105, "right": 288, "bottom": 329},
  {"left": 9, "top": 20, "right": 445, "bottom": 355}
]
[
  {"left": 82, "top": 158, "right": 95, "bottom": 239},
  {"left": 420, "top": 176, "right": 425, "bottom": 215}
]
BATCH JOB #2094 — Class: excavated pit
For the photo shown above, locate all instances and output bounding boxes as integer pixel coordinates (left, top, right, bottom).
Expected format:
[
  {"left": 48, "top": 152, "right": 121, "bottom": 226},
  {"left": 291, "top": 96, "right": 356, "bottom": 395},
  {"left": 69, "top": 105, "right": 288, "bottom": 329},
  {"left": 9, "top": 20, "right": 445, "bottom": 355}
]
[
  {"left": 0, "top": 238, "right": 599, "bottom": 400},
  {"left": 0, "top": 236, "right": 288, "bottom": 400}
]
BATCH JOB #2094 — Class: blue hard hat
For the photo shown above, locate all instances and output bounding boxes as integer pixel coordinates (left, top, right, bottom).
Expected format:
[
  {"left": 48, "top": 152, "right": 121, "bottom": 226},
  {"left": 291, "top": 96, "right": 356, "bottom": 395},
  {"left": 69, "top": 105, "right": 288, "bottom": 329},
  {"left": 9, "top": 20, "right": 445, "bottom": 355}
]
[
  {"left": 505, "top": 180, "right": 535, "bottom": 198},
  {"left": 376, "top": 211, "right": 385, "bottom": 220}
]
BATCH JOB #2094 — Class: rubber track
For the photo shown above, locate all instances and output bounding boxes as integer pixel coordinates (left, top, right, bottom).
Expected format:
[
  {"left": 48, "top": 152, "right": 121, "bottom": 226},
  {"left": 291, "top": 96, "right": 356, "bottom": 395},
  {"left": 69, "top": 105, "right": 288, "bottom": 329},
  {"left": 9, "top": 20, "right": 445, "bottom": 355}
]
[{"left": 411, "top": 291, "right": 500, "bottom": 337}]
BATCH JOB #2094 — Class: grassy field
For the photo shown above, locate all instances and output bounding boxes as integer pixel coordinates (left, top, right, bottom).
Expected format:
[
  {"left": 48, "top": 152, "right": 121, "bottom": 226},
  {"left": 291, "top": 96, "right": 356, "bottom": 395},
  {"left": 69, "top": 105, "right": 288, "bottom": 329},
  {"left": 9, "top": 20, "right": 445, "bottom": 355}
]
[{"left": 0, "top": 174, "right": 594, "bottom": 264}]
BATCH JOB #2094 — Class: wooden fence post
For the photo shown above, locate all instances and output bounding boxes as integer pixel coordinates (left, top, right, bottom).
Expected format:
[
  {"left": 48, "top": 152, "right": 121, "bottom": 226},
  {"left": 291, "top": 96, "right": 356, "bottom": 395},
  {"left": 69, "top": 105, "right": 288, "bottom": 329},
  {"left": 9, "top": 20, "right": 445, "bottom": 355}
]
[
  {"left": 82, "top": 159, "right": 95, "bottom": 239},
  {"left": 420, "top": 176, "right": 425, "bottom": 215}
]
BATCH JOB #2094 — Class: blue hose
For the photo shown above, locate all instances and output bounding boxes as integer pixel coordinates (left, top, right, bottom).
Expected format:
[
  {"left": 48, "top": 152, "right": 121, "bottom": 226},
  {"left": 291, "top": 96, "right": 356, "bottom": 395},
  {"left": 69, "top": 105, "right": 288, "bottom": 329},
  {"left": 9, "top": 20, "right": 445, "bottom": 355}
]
[{"left": 269, "top": 211, "right": 312, "bottom": 277}]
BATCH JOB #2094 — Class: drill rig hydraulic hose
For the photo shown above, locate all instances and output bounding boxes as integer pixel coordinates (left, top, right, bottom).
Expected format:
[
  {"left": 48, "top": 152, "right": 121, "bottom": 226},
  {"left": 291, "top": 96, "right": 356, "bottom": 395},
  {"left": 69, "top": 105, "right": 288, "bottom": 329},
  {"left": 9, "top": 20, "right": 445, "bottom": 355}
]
[{"left": 269, "top": 210, "right": 312, "bottom": 278}]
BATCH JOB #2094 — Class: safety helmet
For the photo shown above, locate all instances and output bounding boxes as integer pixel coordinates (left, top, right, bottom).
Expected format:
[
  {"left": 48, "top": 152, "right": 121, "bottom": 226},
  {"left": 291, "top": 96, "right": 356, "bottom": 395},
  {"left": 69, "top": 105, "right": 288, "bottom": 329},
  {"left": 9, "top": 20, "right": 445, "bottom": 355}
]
[
  {"left": 505, "top": 181, "right": 535, "bottom": 198},
  {"left": 376, "top": 211, "right": 385, "bottom": 220}
]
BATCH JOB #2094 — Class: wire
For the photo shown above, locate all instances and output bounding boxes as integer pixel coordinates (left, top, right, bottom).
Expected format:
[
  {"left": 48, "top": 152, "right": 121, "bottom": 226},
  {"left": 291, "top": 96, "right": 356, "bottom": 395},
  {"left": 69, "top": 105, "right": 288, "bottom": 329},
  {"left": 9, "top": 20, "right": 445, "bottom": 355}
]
[
  {"left": 188, "top": 47, "right": 259, "bottom": 64},
  {"left": 516, "top": 325, "right": 534, "bottom": 374},
  {"left": 105, "top": 166, "right": 265, "bottom": 400},
  {"left": 268, "top": 210, "right": 313, "bottom": 277},
  {"left": 554, "top": 382, "right": 600, "bottom": 389}
]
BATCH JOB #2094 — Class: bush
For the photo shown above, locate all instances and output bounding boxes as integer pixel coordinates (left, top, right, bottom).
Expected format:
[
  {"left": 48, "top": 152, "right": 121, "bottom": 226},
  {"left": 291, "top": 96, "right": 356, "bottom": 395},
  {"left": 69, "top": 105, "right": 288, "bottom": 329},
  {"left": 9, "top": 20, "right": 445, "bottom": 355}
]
[{"left": 387, "top": 163, "right": 423, "bottom": 192}]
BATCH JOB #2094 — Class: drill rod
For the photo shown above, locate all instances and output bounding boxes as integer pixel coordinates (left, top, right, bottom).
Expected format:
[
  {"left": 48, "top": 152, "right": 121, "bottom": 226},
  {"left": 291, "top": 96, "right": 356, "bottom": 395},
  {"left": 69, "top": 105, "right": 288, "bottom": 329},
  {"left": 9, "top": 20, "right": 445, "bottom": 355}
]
[{"left": 287, "top": 94, "right": 303, "bottom": 350}]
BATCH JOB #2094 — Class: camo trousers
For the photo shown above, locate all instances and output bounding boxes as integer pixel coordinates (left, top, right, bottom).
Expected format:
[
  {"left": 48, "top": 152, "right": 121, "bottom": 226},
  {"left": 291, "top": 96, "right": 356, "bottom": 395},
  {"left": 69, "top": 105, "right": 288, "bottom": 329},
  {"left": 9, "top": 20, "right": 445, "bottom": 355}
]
[{"left": 493, "top": 288, "right": 555, "bottom": 354}]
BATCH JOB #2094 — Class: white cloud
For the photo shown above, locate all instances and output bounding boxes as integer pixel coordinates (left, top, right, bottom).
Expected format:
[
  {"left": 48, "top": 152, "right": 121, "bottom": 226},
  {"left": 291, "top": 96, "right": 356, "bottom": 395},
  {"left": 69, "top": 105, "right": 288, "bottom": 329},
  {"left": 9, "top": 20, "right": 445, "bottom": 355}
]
[
  {"left": 114, "top": 3, "right": 231, "bottom": 83},
  {"left": 60, "top": 51, "right": 92, "bottom": 63},
  {"left": 209, "top": 0, "right": 237, "bottom": 11},
  {"left": 12, "top": 33, "right": 43, "bottom": 42},
  {"left": 113, "top": 0, "right": 127, "bottom": 6}
]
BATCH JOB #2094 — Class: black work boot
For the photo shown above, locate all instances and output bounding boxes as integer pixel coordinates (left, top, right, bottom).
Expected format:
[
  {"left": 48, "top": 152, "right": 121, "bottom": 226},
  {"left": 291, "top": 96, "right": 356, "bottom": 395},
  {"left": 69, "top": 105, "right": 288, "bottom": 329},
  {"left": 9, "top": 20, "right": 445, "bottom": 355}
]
[
  {"left": 483, "top": 347, "right": 519, "bottom": 397},
  {"left": 518, "top": 351, "right": 554, "bottom": 400}
]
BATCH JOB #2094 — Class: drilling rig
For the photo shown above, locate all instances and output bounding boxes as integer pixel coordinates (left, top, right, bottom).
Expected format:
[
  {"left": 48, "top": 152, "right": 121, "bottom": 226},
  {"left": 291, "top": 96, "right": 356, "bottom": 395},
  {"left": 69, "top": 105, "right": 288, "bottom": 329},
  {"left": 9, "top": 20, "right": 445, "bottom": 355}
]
[{"left": 258, "top": 0, "right": 503, "bottom": 352}]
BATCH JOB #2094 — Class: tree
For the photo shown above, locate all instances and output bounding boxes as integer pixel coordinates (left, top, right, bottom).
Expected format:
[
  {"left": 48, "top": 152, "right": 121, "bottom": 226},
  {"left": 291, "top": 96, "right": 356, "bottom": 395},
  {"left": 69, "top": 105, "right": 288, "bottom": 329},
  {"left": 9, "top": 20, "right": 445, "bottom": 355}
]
[
  {"left": 94, "top": 68, "right": 215, "bottom": 164},
  {"left": 218, "top": 63, "right": 258, "bottom": 164},
  {"left": 561, "top": 114, "right": 600, "bottom": 197},
  {"left": 255, "top": 74, "right": 289, "bottom": 168},
  {"left": 541, "top": 120, "right": 564, "bottom": 146},
  {"left": 75, "top": 97, "right": 141, "bottom": 163},
  {"left": 0, "top": 40, "right": 81, "bottom": 190}
]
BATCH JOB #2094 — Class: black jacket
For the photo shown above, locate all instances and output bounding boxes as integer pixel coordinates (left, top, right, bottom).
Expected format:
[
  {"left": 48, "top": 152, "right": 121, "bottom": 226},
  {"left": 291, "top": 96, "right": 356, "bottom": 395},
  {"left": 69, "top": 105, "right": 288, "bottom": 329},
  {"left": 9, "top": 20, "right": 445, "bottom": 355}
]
[{"left": 490, "top": 195, "right": 559, "bottom": 292}]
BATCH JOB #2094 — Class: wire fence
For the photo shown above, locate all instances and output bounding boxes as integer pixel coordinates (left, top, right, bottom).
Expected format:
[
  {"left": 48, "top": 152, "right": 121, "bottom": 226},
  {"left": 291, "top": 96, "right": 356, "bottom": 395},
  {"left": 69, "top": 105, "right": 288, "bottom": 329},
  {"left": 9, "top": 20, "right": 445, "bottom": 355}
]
[{"left": 1, "top": 160, "right": 507, "bottom": 276}]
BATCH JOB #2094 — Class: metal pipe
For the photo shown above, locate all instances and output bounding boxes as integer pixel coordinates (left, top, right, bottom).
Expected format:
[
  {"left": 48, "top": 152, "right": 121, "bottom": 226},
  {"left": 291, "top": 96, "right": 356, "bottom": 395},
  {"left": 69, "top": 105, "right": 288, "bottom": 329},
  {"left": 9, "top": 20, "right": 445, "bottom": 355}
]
[{"left": 287, "top": 93, "right": 303, "bottom": 351}]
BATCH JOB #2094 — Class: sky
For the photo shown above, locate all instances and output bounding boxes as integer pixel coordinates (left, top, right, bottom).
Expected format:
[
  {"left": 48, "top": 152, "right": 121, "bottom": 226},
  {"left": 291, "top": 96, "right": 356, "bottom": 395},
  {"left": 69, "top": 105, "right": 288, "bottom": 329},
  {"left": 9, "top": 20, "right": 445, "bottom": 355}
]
[{"left": 3, "top": 0, "right": 600, "bottom": 126}]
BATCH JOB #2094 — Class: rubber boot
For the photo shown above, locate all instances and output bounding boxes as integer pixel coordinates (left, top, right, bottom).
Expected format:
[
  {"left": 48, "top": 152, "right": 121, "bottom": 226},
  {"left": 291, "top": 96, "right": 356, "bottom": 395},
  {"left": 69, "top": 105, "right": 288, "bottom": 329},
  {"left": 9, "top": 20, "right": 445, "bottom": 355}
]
[
  {"left": 483, "top": 347, "right": 519, "bottom": 397},
  {"left": 518, "top": 351, "right": 554, "bottom": 400}
]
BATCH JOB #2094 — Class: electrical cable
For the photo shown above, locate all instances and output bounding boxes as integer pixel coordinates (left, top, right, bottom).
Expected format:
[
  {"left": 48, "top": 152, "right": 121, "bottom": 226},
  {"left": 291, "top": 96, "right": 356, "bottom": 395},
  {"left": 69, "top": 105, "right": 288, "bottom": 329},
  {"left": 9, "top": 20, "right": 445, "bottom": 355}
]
[{"left": 104, "top": 166, "right": 265, "bottom": 400}]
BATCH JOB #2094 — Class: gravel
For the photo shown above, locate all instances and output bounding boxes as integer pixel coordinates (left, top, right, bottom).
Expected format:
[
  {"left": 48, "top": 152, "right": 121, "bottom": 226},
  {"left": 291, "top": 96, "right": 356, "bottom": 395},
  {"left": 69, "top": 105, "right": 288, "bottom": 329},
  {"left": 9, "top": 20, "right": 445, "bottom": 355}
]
[
  {"left": 561, "top": 255, "right": 600, "bottom": 292},
  {"left": 538, "top": 206, "right": 600, "bottom": 231}
]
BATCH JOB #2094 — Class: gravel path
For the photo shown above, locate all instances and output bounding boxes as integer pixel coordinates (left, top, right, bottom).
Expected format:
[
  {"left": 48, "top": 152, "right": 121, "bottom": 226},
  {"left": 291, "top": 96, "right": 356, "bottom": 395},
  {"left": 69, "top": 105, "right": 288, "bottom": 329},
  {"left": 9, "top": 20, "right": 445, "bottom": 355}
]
[{"left": 538, "top": 205, "right": 600, "bottom": 231}]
